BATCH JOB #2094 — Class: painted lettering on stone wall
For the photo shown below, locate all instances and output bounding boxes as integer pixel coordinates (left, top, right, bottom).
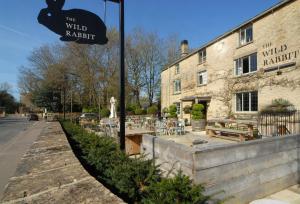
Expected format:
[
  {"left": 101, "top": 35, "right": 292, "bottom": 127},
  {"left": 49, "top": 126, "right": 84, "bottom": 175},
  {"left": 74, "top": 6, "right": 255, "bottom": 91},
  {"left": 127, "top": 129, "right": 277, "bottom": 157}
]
[
  {"left": 262, "top": 42, "right": 299, "bottom": 66},
  {"left": 38, "top": 0, "right": 108, "bottom": 45}
]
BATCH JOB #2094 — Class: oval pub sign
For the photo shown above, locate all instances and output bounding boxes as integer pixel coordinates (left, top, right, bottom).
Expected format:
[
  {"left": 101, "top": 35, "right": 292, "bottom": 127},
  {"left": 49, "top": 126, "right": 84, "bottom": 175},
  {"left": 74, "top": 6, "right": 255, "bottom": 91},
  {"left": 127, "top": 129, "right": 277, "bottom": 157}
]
[{"left": 38, "top": 0, "right": 108, "bottom": 45}]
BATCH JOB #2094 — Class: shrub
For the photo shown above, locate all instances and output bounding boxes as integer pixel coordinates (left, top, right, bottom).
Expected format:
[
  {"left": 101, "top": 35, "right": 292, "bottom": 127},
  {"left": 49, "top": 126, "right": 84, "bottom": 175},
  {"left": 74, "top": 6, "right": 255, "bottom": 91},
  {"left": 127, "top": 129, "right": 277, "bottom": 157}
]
[
  {"left": 61, "top": 121, "right": 159, "bottom": 202},
  {"left": 147, "top": 105, "right": 158, "bottom": 115},
  {"left": 135, "top": 107, "right": 146, "bottom": 115},
  {"left": 100, "top": 108, "right": 110, "bottom": 118},
  {"left": 61, "top": 121, "right": 216, "bottom": 203},
  {"left": 82, "top": 107, "right": 91, "bottom": 113},
  {"left": 260, "top": 98, "right": 296, "bottom": 114},
  {"left": 142, "top": 171, "right": 210, "bottom": 204},
  {"left": 191, "top": 104, "right": 204, "bottom": 120},
  {"left": 126, "top": 103, "right": 138, "bottom": 112},
  {"left": 82, "top": 107, "right": 98, "bottom": 113},
  {"left": 168, "top": 105, "right": 178, "bottom": 118}
]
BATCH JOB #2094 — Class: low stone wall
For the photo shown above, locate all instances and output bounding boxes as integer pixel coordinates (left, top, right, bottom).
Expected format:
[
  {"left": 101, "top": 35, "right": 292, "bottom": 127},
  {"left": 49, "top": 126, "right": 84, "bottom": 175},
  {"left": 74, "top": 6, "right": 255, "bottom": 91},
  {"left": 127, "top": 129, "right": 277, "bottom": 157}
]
[
  {"left": 1, "top": 122, "right": 125, "bottom": 204},
  {"left": 142, "top": 134, "right": 300, "bottom": 204}
]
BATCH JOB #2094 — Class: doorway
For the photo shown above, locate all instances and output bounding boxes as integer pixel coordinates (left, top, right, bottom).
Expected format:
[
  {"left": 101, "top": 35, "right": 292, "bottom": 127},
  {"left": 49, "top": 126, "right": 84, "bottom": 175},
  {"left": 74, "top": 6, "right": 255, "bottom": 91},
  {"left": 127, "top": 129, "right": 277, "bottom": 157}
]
[{"left": 198, "top": 100, "right": 208, "bottom": 120}]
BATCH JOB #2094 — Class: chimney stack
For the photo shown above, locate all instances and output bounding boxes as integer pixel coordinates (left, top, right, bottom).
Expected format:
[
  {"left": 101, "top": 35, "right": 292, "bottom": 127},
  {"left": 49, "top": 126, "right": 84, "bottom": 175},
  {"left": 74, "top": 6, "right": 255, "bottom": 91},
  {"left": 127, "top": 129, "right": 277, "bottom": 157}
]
[{"left": 181, "top": 40, "right": 189, "bottom": 57}]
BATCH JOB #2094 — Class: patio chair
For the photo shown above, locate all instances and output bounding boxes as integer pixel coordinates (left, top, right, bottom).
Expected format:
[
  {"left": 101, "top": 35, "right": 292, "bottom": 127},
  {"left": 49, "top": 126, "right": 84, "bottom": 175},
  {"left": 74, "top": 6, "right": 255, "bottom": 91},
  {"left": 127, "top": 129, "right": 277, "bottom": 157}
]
[
  {"left": 173, "top": 120, "right": 185, "bottom": 135},
  {"left": 155, "top": 120, "right": 167, "bottom": 136}
]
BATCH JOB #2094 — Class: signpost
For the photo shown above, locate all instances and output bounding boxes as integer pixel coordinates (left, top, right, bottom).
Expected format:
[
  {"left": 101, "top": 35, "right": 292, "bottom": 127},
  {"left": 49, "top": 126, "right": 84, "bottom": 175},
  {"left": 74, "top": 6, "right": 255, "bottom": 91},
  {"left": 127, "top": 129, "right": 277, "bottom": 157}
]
[
  {"left": 38, "top": 0, "right": 126, "bottom": 150},
  {"left": 38, "top": 0, "right": 108, "bottom": 45}
]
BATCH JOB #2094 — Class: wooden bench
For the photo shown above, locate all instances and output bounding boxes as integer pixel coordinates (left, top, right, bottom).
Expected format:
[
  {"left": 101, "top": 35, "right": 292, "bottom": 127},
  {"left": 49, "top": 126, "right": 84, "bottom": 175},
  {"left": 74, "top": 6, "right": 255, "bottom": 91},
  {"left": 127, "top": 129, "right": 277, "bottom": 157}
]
[{"left": 206, "top": 126, "right": 250, "bottom": 142}]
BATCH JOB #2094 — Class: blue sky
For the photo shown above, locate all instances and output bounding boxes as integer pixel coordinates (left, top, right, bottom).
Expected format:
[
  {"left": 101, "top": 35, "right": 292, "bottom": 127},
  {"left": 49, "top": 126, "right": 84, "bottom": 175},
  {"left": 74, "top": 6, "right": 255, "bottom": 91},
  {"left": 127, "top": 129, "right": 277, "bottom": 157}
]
[{"left": 0, "top": 0, "right": 279, "bottom": 100}]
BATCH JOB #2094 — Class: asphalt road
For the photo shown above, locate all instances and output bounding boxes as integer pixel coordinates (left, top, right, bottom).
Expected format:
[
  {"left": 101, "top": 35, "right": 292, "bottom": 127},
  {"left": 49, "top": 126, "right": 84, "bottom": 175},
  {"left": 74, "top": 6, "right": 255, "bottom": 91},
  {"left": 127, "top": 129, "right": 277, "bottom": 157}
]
[{"left": 0, "top": 115, "right": 40, "bottom": 198}]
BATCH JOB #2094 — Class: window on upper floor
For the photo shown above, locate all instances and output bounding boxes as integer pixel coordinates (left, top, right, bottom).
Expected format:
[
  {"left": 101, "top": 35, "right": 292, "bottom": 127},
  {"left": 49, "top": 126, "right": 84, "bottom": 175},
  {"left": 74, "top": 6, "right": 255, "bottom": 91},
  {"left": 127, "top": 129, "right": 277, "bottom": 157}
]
[
  {"left": 235, "top": 53, "right": 257, "bottom": 76},
  {"left": 173, "top": 79, "right": 181, "bottom": 94},
  {"left": 198, "top": 49, "right": 206, "bottom": 64},
  {"left": 197, "top": 70, "right": 207, "bottom": 86},
  {"left": 239, "top": 25, "right": 253, "bottom": 46},
  {"left": 236, "top": 91, "right": 258, "bottom": 112},
  {"left": 175, "top": 64, "right": 180, "bottom": 74}
]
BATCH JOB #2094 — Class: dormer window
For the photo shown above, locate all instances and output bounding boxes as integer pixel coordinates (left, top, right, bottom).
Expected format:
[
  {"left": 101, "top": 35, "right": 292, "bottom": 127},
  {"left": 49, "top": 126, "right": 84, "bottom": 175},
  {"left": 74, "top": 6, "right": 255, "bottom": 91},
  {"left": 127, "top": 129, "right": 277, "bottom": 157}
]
[
  {"left": 239, "top": 25, "right": 253, "bottom": 46},
  {"left": 175, "top": 64, "right": 180, "bottom": 74},
  {"left": 198, "top": 49, "right": 206, "bottom": 64}
]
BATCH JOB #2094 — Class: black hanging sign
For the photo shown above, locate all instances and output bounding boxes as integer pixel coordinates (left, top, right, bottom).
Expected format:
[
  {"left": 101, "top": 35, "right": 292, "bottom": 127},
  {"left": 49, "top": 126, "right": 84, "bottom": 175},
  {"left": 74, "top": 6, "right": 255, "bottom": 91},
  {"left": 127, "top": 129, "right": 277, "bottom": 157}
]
[{"left": 38, "top": 0, "right": 108, "bottom": 45}]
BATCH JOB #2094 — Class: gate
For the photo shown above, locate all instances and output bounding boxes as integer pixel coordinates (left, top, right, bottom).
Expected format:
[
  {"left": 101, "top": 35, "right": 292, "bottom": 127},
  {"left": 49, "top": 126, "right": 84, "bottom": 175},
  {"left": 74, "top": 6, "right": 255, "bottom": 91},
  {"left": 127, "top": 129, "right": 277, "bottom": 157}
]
[{"left": 258, "top": 110, "right": 300, "bottom": 137}]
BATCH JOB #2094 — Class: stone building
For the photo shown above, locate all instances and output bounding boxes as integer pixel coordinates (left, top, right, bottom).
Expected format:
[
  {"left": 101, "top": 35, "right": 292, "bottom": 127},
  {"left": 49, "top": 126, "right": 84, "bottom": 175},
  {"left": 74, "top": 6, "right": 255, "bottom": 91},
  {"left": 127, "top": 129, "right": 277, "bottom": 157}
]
[
  {"left": 161, "top": 0, "right": 300, "bottom": 122},
  {"left": 0, "top": 107, "right": 5, "bottom": 117}
]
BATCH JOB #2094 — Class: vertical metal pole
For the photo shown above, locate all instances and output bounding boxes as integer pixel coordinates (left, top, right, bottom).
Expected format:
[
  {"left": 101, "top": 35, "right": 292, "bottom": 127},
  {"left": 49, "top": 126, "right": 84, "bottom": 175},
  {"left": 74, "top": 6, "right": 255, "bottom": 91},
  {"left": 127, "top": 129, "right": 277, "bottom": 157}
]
[
  {"left": 119, "top": 0, "right": 125, "bottom": 150},
  {"left": 63, "top": 87, "right": 66, "bottom": 120},
  {"left": 71, "top": 90, "right": 73, "bottom": 122},
  {"left": 99, "top": 94, "right": 101, "bottom": 123}
]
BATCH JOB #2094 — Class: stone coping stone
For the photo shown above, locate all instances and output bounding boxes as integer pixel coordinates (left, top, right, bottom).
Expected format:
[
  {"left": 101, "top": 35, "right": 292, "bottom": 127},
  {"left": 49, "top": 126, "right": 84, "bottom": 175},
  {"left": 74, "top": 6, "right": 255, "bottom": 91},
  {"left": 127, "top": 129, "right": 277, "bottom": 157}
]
[
  {"left": 1, "top": 160, "right": 90, "bottom": 201},
  {"left": 2, "top": 178, "right": 124, "bottom": 204},
  {"left": 23, "top": 144, "right": 71, "bottom": 158},
  {"left": 15, "top": 151, "right": 78, "bottom": 177}
]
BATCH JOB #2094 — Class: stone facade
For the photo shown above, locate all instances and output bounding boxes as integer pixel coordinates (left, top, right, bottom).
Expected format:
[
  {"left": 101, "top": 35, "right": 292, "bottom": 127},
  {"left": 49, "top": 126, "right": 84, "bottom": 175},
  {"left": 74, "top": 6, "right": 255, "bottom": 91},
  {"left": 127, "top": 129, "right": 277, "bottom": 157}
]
[{"left": 161, "top": 0, "right": 300, "bottom": 121}]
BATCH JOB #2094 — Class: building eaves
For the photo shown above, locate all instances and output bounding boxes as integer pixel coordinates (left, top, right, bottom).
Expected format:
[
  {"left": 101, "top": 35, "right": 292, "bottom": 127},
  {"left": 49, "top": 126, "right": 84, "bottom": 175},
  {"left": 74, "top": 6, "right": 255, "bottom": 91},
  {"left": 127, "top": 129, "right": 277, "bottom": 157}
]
[{"left": 162, "top": 0, "right": 295, "bottom": 72}]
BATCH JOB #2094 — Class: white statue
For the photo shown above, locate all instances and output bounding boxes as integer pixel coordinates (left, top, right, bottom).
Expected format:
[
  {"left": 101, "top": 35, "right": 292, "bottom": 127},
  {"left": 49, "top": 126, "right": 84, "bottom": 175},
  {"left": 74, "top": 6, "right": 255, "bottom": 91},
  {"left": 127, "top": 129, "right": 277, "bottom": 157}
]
[{"left": 109, "top": 97, "right": 117, "bottom": 119}]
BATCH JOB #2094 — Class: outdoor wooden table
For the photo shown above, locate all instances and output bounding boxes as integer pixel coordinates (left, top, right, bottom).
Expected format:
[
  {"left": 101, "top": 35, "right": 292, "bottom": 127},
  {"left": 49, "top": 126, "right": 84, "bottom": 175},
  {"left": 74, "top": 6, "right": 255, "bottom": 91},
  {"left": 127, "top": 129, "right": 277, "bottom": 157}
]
[
  {"left": 125, "top": 128, "right": 155, "bottom": 155},
  {"left": 207, "top": 118, "right": 257, "bottom": 140}
]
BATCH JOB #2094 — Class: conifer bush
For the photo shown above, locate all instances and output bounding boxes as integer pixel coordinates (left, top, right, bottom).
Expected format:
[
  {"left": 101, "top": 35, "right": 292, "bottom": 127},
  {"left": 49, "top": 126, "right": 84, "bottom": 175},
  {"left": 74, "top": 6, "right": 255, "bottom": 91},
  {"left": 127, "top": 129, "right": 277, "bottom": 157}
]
[
  {"left": 61, "top": 121, "right": 216, "bottom": 203},
  {"left": 142, "top": 171, "right": 211, "bottom": 204}
]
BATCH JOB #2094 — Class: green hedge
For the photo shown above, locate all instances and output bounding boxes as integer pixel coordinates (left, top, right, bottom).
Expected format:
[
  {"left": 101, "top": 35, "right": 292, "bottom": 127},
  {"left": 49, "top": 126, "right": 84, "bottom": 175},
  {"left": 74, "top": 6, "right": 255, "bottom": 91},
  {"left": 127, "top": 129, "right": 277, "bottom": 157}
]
[
  {"left": 147, "top": 105, "right": 158, "bottom": 115},
  {"left": 61, "top": 121, "right": 215, "bottom": 203}
]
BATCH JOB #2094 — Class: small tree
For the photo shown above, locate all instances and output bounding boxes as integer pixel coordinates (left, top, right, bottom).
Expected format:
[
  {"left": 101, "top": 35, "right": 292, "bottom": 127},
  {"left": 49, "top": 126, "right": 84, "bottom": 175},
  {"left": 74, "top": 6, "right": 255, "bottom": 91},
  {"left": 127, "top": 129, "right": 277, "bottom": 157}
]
[
  {"left": 147, "top": 105, "right": 158, "bottom": 115},
  {"left": 168, "top": 105, "right": 178, "bottom": 118},
  {"left": 100, "top": 108, "right": 110, "bottom": 118},
  {"left": 191, "top": 104, "right": 204, "bottom": 120}
]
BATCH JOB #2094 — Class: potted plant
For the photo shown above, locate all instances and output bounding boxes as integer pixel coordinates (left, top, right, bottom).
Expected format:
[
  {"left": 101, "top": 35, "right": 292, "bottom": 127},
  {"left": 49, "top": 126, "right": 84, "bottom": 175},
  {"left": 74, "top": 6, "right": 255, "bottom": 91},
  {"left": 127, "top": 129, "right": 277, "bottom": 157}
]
[
  {"left": 168, "top": 105, "right": 178, "bottom": 119},
  {"left": 191, "top": 104, "right": 205, "bottom": 131}
]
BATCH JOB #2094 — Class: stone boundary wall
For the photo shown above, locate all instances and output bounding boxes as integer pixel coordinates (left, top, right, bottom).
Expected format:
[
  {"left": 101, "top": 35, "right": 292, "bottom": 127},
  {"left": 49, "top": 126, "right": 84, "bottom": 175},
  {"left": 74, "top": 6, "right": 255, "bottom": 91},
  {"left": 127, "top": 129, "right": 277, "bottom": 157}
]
[
  {"left": 1, "top": 122, "right": 125, "bottom": 204},
  {"left": 142, "top": 134, "right": 300, "bottom": 204}
]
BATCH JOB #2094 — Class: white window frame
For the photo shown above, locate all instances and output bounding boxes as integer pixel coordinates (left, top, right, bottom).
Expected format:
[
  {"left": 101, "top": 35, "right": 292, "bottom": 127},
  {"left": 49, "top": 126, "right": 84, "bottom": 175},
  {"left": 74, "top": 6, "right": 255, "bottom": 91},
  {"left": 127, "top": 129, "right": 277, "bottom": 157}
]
[
  {"left": 198, "top": 49, "right": 206, "bottom": 64},
  {"left": 235, "top": 53, "right": 257, "bottom": 76},
  {"left": 174, "top": 102, "right": 181, "bottom": 115},
  {"left": 175, "top": 64, "right": 180, "bottom": 74},
  {"left": 236, "top": 91, "right": 258, "bottom": 112},
  {"left": 173, "top": 79, "right": 181, "bottom": 94},
  {"left": 239, "top": 25, "right": 253, "bottom": 46},
  {"left": 197, "top": 70, "right": 208, "bottom": 86}
]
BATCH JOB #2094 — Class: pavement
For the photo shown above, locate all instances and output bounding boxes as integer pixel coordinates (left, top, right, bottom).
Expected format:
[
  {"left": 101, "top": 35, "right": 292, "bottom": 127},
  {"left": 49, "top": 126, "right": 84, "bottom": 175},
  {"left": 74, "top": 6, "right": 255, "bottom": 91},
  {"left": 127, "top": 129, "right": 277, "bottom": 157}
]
[
  {"left": 161, "top": 126, "right": 237, "bottom": 149},
  {"left": 250, "top": 185, "right": 300, "bottom": 204},
  {"left": 0, "top": 120, "right": 125, "bottom": 204},
  {"left": 0, "top": 115, "right": 40, "bottom": 198}
]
